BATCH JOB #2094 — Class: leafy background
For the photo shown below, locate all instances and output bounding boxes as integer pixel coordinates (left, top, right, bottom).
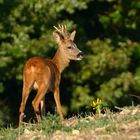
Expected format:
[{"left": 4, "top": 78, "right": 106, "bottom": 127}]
[{"left": 0, "top": 0, "right": 140, "bottom": 127}]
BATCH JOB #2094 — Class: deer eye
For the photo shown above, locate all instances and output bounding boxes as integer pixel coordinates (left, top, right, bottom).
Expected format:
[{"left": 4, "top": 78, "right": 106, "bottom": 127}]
[{"left": 67, "top": 46, "right": 72, "bottom": 49}]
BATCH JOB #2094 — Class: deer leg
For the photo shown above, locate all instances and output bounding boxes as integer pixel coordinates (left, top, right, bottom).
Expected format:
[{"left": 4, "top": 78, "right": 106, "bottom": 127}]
[
  {"left": 39, "top": 97, "right": 46, "bottom": 117},
  {"left": 32, "top": 86, "right": 47, "bottom": 123},
  {"left": 19, "top": 84, "right": 32, "bottom": 126},
  {"left": 54, "top": 87, "right": 64, "bottom": 121}
]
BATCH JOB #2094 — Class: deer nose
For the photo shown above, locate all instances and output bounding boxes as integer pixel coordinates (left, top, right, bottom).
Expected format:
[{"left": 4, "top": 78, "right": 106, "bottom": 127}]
[{"left": 77, "top": 51, "right": 84, "bottom": 58}]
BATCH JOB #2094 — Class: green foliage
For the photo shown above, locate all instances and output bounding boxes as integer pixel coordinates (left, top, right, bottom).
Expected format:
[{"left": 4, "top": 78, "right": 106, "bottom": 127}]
[
  {"left": 71, "top": 85, "right": 92, "bottom": 112},
  {"left": 96, "top": 72, "right": 133, "bottom": 105},
  {"left": 0, "top": 127, "right": 24, "bottom": 140},
  {"left": 0, "top": 0, "right": 140, "bottom": 127},
  {"left": 0, "top": 106, "right": 11, "bottom": 127},
  {"left": 40, "top": 113, "right": 63, "bottom": 133}
]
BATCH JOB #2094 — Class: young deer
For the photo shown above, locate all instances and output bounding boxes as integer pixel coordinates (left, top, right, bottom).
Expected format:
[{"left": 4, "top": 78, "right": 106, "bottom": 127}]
[{"left": 19, "top": 25, "right": 84, "bottom": 126}]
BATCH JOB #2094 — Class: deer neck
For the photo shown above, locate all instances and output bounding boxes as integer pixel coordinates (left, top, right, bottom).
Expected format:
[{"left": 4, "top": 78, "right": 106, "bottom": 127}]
[{"left": 52, "top": 48, "right": 70, "bottom": 73}]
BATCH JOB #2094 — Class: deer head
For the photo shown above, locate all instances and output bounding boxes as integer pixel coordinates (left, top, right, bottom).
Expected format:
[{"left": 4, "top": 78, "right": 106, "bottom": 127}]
[{"left": 52, "top": 24, "right": 84, "bottom": 61}]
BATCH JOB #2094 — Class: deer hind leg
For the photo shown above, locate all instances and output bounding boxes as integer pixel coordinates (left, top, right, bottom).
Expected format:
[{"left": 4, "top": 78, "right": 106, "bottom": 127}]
[
  {"left": 32, "top": 86, "right": 48, "bottom": 123},
  {"left": 19, "top": 81, "right": 34, "bottom": 126}
]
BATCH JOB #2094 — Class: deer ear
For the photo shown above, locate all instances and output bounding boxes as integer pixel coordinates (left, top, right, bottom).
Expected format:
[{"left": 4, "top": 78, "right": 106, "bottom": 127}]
[
  {"left": 52, "top": 32, "right": 62, "bottom": 44},
  {"left": 70, "top": 30, "right": 76, "bottom": 41}
]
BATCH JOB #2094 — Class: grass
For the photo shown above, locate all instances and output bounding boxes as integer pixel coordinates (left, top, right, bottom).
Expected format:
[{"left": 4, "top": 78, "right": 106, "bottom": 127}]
[{"left": 0, "top": 106, "right": 140, "bottom": 140}]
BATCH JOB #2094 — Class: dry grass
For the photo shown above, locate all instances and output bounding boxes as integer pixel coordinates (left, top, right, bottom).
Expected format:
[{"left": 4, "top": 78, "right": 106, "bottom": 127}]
[{"left": 0, "top": 106, "right": 140, "bottom": 140}]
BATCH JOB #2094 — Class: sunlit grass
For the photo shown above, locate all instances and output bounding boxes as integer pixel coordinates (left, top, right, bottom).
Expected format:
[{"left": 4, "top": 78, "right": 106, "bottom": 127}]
[{"left": 0, "top": 106, "right": 139, "bottom": 140}]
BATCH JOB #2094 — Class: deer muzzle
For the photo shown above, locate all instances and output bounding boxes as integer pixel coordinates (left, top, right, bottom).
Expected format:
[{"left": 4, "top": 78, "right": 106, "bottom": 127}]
[{"left": 77, "top": 51, "right": 84, "bottom": 60}]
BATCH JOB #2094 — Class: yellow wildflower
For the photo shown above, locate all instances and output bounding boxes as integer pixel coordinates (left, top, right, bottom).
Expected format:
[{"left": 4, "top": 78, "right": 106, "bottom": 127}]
[
  {"left": 91, "top": 98, "right": 102, "bottom": 115},
  {"left": 91, "top": 98, "right": 102, "bottom": 108}
]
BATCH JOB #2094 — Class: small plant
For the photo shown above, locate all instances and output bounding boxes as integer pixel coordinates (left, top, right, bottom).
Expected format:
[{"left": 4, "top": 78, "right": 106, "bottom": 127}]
[
  {"left": 40, "top": 113, "right": 62, "bottom": 133},
  {"left": 91, "top": 98, "right": 103, "bottom": 115}
]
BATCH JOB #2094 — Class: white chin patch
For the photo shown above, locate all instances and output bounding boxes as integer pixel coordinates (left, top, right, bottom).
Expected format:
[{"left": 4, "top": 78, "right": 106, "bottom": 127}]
[{"left": 76, "top": 57, "right": 82, "bottom": 60}]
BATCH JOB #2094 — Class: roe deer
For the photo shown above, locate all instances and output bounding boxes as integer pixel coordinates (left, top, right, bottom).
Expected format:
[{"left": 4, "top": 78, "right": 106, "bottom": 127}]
[{"left": 19, "top": 25, "right": 84, "bottom": 126}]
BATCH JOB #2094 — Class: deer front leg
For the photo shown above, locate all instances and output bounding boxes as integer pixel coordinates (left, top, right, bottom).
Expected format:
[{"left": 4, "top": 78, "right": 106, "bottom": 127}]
[
  {"left": 54, "top": 87, "right": 64, "bottom": 121},
  {"left": 39, "top": 97, "right": 46, "bottom": 116}
]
